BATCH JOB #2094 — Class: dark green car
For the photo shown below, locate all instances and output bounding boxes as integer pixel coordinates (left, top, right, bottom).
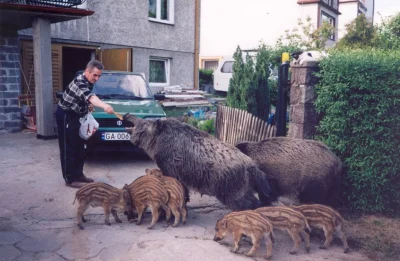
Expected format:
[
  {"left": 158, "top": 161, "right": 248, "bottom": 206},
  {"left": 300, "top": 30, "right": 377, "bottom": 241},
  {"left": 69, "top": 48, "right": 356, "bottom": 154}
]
[{"left": 82, "top": 70, "right": 166, "bottom": 152}]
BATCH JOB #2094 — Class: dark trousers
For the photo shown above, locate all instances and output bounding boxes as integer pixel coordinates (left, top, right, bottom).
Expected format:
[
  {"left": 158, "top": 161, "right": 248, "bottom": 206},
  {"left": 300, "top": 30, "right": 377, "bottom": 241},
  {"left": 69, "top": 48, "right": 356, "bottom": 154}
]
[{"left": 56, "top": 106, "right": 85, "bottom": 183}]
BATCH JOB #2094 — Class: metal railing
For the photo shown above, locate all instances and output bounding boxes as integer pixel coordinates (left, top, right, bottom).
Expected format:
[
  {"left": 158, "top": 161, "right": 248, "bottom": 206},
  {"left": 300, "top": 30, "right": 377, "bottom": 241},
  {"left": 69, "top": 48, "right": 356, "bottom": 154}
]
[{"left": 0, "top": 0, "right": 86, "bottom": 7}]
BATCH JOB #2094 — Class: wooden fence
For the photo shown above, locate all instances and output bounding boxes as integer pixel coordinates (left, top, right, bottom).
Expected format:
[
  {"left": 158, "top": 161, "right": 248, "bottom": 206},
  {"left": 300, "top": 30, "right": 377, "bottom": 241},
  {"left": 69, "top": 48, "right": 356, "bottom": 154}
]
[{"left": 215, "top": 105, "right": 276, "bottom": 145}]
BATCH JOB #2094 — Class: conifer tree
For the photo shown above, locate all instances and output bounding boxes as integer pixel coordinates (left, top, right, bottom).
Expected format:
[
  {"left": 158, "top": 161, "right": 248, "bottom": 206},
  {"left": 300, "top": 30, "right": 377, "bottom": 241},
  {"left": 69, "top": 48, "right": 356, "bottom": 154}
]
[
  {"left": 227, "top": 46, "right": 244, "bottom": 108},
  {"left": 254, "top": 45, "right": 272, "bottom": 121},
  {"left": 243, "top": 53, "right": 257, "bottom": 114}
]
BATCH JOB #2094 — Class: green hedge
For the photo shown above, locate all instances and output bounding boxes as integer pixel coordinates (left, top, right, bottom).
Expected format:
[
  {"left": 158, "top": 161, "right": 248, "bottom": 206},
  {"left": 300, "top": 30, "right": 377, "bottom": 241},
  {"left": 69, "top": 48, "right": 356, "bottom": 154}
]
[
  {"left": 199, "top": 69, "right": 214, "bottom": 86},
  {"left": 314, "top": 49, "right": 400, "bottom": 212}
]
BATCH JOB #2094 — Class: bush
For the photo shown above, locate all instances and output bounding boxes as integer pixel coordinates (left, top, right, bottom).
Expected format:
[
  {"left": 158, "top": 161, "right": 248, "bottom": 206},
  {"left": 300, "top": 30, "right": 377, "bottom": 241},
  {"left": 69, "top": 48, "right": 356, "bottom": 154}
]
[
  {"left": 186, "top": 117, "right": 215, "bottom": 135},
  {"left": 268, "top": 79, "right": 278, "bottom": 108},
  {"left": 198, "top": 118, "right": 215, "bottom": 135},
  {"left": 314, "top": 50, "right": 400, "bottom": 212},
  {"left": 227, "top": 45, "right": 279, "bottom": 120},
  {"left": 199, "top": 69, "right": 214, "bottom": 86}
]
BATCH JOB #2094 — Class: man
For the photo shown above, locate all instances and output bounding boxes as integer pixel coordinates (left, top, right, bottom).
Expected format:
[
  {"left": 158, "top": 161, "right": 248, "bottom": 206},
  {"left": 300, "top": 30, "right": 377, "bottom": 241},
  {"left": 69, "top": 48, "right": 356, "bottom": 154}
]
[{"left": 56, "top": 60, "right": 114, "bottom": 188}]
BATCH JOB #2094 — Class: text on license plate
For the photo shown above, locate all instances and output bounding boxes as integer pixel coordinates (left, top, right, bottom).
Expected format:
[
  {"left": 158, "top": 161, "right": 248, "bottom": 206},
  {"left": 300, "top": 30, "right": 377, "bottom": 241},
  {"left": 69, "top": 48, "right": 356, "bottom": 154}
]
[{"left": 101, "top": 132, "right": 130, "bottom": 141}]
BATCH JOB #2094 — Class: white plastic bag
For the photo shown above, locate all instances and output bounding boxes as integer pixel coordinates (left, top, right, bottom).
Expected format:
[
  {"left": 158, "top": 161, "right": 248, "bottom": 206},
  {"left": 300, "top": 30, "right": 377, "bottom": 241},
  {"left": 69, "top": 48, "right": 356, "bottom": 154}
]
[{"left": 79, "top": 112, "right": 99, "bottom": 140}]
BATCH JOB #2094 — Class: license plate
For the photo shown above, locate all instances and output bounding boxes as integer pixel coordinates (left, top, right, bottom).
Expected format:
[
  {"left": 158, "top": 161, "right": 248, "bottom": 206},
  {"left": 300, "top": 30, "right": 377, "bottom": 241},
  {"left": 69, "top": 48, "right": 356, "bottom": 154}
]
[{"left": 101, "top": 132, "right": 130, "bottom": 141}]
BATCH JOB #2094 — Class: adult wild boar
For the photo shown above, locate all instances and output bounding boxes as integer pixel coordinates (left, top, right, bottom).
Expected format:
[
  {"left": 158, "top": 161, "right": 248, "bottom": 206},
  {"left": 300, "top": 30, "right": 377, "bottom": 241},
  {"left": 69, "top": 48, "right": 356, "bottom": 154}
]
[
  {"left": 235, "top": 137, "right": 343, "bottom": 206},
  {"left": 123, "top": 114, "right": 278, "bottom": 210}
]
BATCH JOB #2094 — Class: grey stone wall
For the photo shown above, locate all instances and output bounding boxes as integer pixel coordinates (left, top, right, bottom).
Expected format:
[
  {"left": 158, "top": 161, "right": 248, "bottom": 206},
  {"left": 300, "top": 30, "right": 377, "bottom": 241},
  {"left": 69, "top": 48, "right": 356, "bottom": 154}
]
[
  {"left": 288, "top": 61, "right": 320, "bottom": 139},
  {"left": 132, "top": 46, "right": 194, "bottom": 92},
  {"left": 0, "top": 33, "right": 22, "bottom": 133},
  {"left": 20, "top": 0, "right": 195, "bottom": 52}
]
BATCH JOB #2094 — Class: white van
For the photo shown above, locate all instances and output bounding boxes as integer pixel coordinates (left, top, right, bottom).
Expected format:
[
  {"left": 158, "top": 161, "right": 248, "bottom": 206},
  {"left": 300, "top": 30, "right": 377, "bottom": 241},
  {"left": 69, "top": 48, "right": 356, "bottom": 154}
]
[
  {"left": 213, "top": 56, "right": 234, "bottom": 92},
  {"left": 213, "top": 54, "right": 277, "bottom": 92}
]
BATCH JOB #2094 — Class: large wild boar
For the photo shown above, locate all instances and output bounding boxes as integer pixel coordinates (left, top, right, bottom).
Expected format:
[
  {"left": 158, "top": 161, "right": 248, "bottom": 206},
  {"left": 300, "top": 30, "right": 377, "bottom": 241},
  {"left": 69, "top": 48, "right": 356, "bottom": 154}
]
[
  {"left": 235, "top": 137, "right": 343, "bottom": 206},
  {"left": 123, "top": 114, "right": 278, "bottom": 210}
]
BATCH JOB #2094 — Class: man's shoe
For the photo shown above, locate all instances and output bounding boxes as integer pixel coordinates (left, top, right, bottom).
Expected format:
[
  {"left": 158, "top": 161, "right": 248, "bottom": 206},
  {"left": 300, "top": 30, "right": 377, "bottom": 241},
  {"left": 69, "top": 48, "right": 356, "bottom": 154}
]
[
  {"left": 75, "top": 174, "right": 94, "bottom": 183},
  {"left": 65, "top": 181, "right": 86, "bottom": 188}
]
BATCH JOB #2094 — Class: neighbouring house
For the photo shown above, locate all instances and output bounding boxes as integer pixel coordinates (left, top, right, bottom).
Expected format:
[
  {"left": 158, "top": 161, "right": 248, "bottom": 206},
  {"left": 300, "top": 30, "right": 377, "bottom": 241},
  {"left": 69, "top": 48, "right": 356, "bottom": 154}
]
[
  {"left": 0, "top": 0, "right": 201, "bottom": 136},
  {"left": 200, "top": 0, "right": 374, "bottom": 57},
  {"left": 338, "top": 0, "right": 375, "bottom": 39},
  {"left": 199, "top": 56, "right": 223, "bottom": 71}
]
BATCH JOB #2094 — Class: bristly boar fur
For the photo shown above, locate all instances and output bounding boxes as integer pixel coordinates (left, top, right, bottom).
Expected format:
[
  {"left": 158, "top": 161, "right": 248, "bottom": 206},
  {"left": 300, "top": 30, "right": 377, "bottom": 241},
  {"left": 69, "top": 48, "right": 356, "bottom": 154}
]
[
  {"left": 123, "top": 114, "right": 278, "bottom": 210},
  {"left": 213, "top": 210, "right": 275, "bottom": 259},
  {"left": 145, "top": 168, "right": 187, "bottom": 227},
  {"left": 235, "top": 137, "right": 343, "bottom": 206},
  {"left": 73, "top": 182, "right": 132, "bottom": 230}
]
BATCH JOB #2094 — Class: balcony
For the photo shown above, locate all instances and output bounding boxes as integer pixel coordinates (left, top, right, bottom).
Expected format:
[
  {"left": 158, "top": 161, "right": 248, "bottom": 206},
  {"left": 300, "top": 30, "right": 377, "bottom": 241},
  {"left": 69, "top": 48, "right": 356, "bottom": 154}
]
[
  {"left": 0, "top": 0, "right": 93, "bottom": 30},
  {"left": 298, "top": 0, "right": 340, "bottom": 13},
  {"left": 0, "top": 0, "right": 86, "bottom": 8}
]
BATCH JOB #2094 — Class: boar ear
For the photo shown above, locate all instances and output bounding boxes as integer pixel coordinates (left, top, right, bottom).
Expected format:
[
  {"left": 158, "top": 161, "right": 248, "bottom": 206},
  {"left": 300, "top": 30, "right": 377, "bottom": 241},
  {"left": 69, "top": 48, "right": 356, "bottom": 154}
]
[
  {"left": 123, "top": 184, "right": 129, "bottom": 189},
  {"left": 221, "top": 219, "right": 227, "bottom": 228}
]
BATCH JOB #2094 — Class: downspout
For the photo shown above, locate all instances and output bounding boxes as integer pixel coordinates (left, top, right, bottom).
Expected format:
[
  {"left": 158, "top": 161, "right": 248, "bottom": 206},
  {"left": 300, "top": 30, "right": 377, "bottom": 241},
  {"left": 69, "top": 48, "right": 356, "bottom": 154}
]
[
  {"left": 372, "top": 0, "right": 375, "bottom": 25},
  {"left": 194, "top": 0, "right": 200, "bottom": 89}
]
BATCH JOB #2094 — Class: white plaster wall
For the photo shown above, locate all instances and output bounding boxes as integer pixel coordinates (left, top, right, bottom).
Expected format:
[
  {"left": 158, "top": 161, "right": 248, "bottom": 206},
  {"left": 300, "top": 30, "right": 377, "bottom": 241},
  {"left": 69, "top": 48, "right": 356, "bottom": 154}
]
[
  {"left": 364, "top": 0, "right": 375, "bottom": 22},
  {"left": 338, "top": 2, "right": 358, "bottom": 39}
]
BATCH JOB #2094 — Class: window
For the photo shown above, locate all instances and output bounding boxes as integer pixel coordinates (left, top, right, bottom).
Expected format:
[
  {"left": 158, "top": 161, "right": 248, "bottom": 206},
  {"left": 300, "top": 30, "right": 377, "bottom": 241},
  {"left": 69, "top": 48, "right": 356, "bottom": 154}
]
[
  {"left": 221, "top": 61, "right": 234, "bottom": 73},
  {"left": 203, "top": 60, "right": 219, "bottom": 71},
  {"left": 322, "top": 0, "right": 335, "bottom": 8},
  {"left": 149, "top": 58, "right": 170, "bottom": 86},
  {"left": 321, "top": 11, "right": 336, "bottom": 40},
  {"left": 149, "top": 0, "right": 174, "bottom": 24}
]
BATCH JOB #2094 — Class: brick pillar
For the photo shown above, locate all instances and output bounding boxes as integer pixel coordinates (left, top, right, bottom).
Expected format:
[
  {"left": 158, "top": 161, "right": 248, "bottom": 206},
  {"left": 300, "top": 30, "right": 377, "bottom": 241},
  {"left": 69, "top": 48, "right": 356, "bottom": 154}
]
[
  {"left": 0, "top": 31, "right": 22, "bottom": 133},
  {"left": 288, "top": 61, "right": 320, "bottom": 139}
]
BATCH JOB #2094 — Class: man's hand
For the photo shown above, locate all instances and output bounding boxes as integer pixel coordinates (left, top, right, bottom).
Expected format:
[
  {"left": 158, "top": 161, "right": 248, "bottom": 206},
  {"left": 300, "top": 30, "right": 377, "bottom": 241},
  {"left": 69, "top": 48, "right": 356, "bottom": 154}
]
[
  {"left": 103, "top": 104, "right": 114, "bottom": 114},
  {"left": 88, "top": 104, "right": 95, "bottom": 112}
]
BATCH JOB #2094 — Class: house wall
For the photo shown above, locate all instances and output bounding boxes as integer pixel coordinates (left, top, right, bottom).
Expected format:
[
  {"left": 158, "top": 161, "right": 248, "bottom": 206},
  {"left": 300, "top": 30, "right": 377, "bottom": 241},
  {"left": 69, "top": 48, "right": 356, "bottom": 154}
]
[
  {"left": 19, "top": 0, "right": 197, "bottom": 88},
  {"left": 47, "top": 0, "right": 195, "bottom": 53},
  {"left": 132, "top": 46, "right": 195, "bottom": 92},
  {"left": 0, "top": 32, "right": 22, "bottom": 133},
  {"left": 338, "top": 2, "right": 358, "bottom": 39},
  {"left": 363, "top": 0, "right": 374, "bottom": 22}
]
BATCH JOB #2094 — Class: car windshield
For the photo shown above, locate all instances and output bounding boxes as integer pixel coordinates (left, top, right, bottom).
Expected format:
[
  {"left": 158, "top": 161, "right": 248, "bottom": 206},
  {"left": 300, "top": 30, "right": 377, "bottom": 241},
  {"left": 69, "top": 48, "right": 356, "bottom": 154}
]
[{"left": 92, "top": 73, "right": 152, "bottom": 99}]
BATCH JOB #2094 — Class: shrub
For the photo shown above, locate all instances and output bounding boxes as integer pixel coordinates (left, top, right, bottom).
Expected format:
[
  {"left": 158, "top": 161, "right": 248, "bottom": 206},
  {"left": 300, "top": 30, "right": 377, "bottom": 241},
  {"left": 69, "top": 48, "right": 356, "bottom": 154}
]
[
  {"left": 314, "top": 50, "right": 400, "bottom": 212},
  {"left": 227, "top": 46, "right": 245, "bottom": 109},
  {"left": 199, "top": 69, "right": 214, "bottom": 86},
  {"left": 198, "top": 118, "right": 215, "bottom": 135},
  {"left": 268, "top": 79, "right": 278, "bottom": 108},
  {"left": 186, "top": 117, "right": 215, "bottom": 135}
]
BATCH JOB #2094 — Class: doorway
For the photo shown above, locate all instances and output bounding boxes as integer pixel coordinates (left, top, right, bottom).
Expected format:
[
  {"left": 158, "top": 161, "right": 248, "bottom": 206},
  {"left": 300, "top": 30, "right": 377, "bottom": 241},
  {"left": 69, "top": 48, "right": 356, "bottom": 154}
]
[{"left": 62, "top": 47, "right": 93, "bottom": 89}]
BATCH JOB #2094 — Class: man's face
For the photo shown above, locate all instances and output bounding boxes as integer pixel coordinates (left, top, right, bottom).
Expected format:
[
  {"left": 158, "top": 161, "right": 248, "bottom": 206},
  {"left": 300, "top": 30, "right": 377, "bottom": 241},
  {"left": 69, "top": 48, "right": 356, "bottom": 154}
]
[{"left": 84, "top": 67, "right": 102, "bottom": 84}]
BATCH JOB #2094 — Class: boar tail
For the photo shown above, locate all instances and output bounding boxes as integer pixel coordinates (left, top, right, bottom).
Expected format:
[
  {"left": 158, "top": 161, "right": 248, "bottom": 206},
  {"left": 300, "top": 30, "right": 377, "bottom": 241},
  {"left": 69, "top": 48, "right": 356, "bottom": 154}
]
[{"left": 252, "top": 168, "right": 278, "bottom": 205}]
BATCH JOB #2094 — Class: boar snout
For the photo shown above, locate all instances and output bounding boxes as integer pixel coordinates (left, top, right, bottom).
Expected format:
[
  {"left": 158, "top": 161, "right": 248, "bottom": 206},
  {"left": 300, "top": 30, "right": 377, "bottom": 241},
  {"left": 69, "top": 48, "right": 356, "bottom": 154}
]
[{"left": 213, "top": 235, "right": 222, "bottom": 242}]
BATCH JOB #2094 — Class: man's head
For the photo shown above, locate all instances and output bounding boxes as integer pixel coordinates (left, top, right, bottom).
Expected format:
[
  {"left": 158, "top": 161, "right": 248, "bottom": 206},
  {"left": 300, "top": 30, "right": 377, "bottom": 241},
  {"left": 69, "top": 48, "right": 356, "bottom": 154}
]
[{"left": 84, "top": 60, "right": 104, "bottom": 84}]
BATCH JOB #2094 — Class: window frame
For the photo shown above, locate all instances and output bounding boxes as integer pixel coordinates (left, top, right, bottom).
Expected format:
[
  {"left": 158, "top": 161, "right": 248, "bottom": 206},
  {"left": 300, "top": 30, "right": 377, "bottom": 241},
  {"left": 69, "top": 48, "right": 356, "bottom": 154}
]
[
  {"left": 321, "top": 11, "right": 336, "bottom": 41},
  {"left": 221, "top": 61, "right": 234, "bottom": 73},
  {"left": 149, "top": 57, "right": 171, "bottom": 87},
  {"left": 148, "top": 0, "right": 175, "bottom": 25},
  {"left": 203, "top": 60, "right": 219, "bottom": 71}
]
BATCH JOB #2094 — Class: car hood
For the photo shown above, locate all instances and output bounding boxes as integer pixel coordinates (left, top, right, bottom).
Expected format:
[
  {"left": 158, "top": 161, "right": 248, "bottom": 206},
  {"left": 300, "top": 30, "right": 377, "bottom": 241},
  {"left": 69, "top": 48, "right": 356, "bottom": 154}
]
[{"left": 93, "top": 99, "right": 166, "bottom": 118}]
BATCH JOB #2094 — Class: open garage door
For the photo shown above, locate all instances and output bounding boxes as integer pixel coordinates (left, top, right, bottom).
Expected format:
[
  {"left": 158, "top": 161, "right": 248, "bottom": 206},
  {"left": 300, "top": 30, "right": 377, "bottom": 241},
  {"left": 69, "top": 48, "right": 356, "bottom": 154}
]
[{"left": 96, "top": 48, "right": 132, "bottom": 72}]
